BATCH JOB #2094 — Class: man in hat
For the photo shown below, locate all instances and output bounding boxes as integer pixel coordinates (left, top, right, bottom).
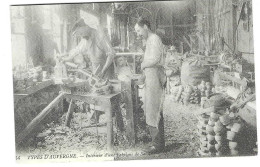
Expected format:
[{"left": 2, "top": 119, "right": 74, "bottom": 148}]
[
  {"left": 61, "top": 18, "right": 115, "bottom": 79},
  {"left": 134, "top": 18, "right": 166, "bottom": 154},
  {"left": 61, "top": 18, "right": 115, "bottom": 123}
]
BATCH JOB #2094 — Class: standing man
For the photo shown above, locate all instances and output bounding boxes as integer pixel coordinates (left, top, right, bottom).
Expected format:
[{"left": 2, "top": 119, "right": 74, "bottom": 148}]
[{"left": 135, "top": 18, "right": 166, "bottom": 154}]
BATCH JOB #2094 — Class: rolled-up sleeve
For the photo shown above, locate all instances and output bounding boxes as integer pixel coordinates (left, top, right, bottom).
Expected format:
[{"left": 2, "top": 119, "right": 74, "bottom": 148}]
[
  {"left": 69, "top": 39, "right": 87, "bottom": 58},
  {"left": 98, "top": 36, "right": 115, "bottom": 57}
]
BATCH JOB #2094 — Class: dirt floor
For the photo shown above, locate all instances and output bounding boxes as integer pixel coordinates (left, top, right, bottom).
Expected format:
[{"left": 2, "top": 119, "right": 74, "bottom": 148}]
[
  {"left": 116, "top": 94, "right": 200, "bottom": 160},
  {"left": 17, "top": 94, "right": 201, "bottom": 160}
]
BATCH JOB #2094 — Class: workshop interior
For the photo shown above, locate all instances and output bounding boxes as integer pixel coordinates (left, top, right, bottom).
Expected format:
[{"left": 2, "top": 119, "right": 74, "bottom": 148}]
[{"left": 11, "top": 0, "right": 257, "bottom": 160}]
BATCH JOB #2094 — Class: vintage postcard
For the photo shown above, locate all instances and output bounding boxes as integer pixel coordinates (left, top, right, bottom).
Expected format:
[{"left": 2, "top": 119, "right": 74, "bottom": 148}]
[{"left": 10, "top": 0, "right": 257, "bottom": 163}]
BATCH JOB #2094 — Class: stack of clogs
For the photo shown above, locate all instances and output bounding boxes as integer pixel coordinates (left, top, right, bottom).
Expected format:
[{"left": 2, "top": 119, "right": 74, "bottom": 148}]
[
  {"left": 197, "top": 106, "right": 246, "bottom": 156},
  {"left": 198, "top": 81, "right": 212, "bottom": 99},
  {"left": 211, "top": 111, "right": 230, "bottom": 156},
  {"left": 197, "top": 113, "right": 210, "bottom": 156},
  {"left": 197, "top": 106, "right": 241, "bottom": 156},
  {"left": 189, "top": 87, "right": 201, "bottom": 104},
  {"left": 206, "top": 108, "right": 229, "bottom": 156},
  {"left": 225, "top": 121, "right": 242, "bottom": 156}
]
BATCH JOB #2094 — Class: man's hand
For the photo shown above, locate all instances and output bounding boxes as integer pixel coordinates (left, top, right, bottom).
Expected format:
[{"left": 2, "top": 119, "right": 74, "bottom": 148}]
[
  {"left": 59, "top": 53, "right": 75, "bottom": 63},
  {"left": 141, "top": 63, "right": 146, "bottom": 71}
]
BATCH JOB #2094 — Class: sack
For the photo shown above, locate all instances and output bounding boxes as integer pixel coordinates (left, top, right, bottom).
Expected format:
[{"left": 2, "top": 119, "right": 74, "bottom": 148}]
[{"left": 181, "top": 59, "right": 210, "bottom": 86}]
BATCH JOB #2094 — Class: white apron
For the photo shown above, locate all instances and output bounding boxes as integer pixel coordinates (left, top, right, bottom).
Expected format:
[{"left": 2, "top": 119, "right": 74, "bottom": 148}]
[{"left": 143, "top": 34, "right": 166, "bottom": 128}]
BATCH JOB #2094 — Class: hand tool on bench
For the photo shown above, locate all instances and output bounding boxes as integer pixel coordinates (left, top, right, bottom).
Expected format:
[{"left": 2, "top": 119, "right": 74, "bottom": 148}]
[{"left": 65, "top": 62, "right": 108, "bottom": 87}]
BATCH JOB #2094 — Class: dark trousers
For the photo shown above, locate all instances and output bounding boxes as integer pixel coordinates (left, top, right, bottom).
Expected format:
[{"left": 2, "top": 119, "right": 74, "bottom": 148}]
[{"left": 148, "top": 113, "right": 165, "bottom": 148}]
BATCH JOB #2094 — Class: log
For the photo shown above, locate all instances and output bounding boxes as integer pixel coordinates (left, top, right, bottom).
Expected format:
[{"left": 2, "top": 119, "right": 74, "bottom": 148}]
[{"left": 16, "top": 93, "right": 64, "bottom": 146}]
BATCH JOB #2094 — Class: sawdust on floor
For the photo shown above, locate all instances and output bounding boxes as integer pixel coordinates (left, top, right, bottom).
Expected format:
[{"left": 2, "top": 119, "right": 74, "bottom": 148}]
[{"left": 17, "top": 95, "right": 201, "bottom": 160}]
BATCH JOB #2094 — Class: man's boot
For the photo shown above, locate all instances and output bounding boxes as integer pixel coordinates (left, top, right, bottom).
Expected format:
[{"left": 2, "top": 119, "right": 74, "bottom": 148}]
[{"left": 145, "top": 113, "right": 165, "bottom": 154}]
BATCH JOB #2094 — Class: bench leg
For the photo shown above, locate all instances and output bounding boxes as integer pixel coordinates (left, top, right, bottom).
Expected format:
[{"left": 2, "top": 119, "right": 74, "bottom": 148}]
[
  {"left": 64, "top": 99, "right": 74, "bottom": 127},
  {"left": 106, "top": 104, "right": 113, "bottom": 151}
]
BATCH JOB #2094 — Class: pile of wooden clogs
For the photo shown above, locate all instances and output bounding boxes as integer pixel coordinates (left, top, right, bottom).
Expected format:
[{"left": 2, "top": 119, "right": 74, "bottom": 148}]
[
  {"left": 172, "top": 80, "right": 214, "bottom": 106},
  {"left": 225, "top": 120, "right": 243, "bottom": 156},
  {"left": 197, "top": 112, "right": 210, "bottom": 156},
  {"left": 198, "top": 80, "right": 212, "bottom": 99},
  {"left": 189, "top": 87, "right": 201, "bottom": 104},
  {"left": 173, "top": 85, "right": 200, "bottom": 105},
  {"left": 197, "top": 105, "right": 244, "bottom": 156}
]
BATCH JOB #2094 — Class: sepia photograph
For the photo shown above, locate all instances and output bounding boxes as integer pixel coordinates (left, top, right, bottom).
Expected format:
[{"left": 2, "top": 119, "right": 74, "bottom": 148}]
[{"left": 9, "top": 0, "right": 257, "bottom": 163}]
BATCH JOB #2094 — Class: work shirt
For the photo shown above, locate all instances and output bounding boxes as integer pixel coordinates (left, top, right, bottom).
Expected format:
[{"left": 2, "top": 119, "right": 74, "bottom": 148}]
[
  {"left": 69, "top": 30, "right": 115, "bottom": 79},
  {"left": 142, "top": 33, "right": 166, "bottom": 128}
]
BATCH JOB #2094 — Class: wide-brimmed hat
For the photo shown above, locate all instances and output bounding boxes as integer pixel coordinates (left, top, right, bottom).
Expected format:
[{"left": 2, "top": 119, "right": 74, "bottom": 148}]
[{"left": 71, "top": 18, "right": 92, "bottom": 37}]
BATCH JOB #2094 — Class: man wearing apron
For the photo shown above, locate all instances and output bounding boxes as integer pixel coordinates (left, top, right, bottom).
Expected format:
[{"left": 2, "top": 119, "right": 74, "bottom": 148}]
[
  {"left": 135, "top": 18, "right": 166, "bottom": 154},
  {"left": 61, "top": 18, "right": 115, "bottom": 123}
]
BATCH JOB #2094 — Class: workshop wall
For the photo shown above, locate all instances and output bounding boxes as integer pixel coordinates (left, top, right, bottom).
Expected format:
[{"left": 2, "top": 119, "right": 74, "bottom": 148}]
[
  {"left": 196, "top": 0, "right": 254, "bottom": 65},
  {"left": 196, "top": 0, "right": 234, "bottom": 52},
  {"left": 236, "top": 1, "right": 254, "bottom": 64},
  {"left": 111, "top": 1, "right": 196, "bottom": 51}
]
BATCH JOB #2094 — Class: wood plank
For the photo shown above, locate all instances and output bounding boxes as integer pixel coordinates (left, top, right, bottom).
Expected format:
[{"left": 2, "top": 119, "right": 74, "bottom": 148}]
[
  {"left": 54, "top": 78, "right": 89, "bottom": 87},
  {"left": 115, "top": 52, "right": 143, "bottom": 57},
  {"left": 219, "top": 72, "right": 247, "bottom": 86},
  {"left": 14, "top": 79, "right": 54, "bottom": 96},
  {"left": 64, "top": 93, "right": 121, "bottom": 114},
  {"left": 16, "top": 93, "right": 64, "bottom": 145}
]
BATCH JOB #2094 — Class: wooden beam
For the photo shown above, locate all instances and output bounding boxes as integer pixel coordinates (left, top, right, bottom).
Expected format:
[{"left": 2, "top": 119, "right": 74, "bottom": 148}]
[
  {"left": 16, "top": 93, "right": 64, "bottom": 146},
  {"left": 232, "top": 0, "right": 238, "bottom": 52}
]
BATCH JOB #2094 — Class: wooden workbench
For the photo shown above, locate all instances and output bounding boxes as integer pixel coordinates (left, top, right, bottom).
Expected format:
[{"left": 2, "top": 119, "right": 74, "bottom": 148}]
[
  {"left": 217, "top": 86, "right": 256, "bottom": 129},
  {"left": 14, "top": 79, "right": 54, "bottom": 102},
  {"left": 15, "top": 79, "right": 124, "bottom": 151},
  {"left": 56, "top": 80, "right": 124, "bottom": 150},
  {"left": 63, "top": 92, "right": 123, "bottom": 150}
]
